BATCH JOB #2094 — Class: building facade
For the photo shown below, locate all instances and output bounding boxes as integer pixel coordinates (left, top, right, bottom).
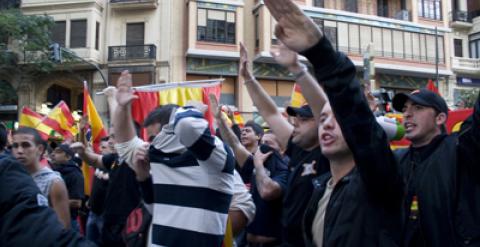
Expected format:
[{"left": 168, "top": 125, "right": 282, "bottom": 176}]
[{"left": 2, "top": 0, "right": 479, "bottom": 123}]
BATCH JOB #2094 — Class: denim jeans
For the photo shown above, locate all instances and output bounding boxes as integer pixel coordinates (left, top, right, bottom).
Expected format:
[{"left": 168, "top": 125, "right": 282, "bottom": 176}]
[{"left": 86, "top": 211, "right": 104, "bottom": 244}]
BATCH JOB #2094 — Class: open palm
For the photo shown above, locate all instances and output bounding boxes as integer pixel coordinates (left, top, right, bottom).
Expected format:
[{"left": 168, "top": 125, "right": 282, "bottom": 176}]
[
  {"left": 115, "top": 70, "right": 138, "bottom": 107},
  {"left": 265, "top": 0, "right": 323, "bottom": 52}
]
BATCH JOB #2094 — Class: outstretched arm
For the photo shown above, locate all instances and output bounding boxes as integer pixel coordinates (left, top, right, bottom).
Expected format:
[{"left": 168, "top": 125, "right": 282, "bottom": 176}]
[
  {"left": 113, "top": 71, "right": 138, "bottom": 144},
  {"left": 240, "top": 43, "right": 293, "bottom": 150},
  {"left": 210, "top": 94, "right": 251, "bottom": 167},
  {"left": 70, "top": 142, "right": 105, "bottom": 169},
  {"left": 271, "top": 42, "right": 328, "bottom": 122},
  {"left": 253, "top": 150, "right": 283, "bottom": 201},
  {"left": 265, "top": 0, "right": 403, "bottom": 206},
  {"left": 457, "top": 92, "right": 480, "bottom": 179}
]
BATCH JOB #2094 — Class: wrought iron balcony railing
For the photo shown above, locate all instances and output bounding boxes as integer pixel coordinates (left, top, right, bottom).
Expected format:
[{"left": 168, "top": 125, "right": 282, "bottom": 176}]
[{"left": 108, "top": 44, "right": 156, "bottom": 62}]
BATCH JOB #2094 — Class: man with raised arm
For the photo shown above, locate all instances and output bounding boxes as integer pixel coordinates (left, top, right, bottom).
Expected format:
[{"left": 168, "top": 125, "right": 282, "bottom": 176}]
[
  {"left": 112, "top": 71, "right": 235, "bottom": 247},
  {"left": 212, "top": 95, "right": 288, "bottom": 246},
  {"left": 239, "top": 42, "right": 330, "bottom": 246},
  {"left": 263, "top": 0, "right": 404, "bottom": 246}
]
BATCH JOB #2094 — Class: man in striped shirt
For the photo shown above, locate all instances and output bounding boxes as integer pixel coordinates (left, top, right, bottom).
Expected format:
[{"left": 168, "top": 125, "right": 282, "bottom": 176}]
[{"left": 113, "top": 70, "right": 235, "bottom": 247}]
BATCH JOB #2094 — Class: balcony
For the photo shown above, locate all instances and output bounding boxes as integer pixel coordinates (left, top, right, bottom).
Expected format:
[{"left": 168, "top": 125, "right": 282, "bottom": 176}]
[
  {"left": 450, "top": 10, "right": 473, "bottom": 29},
  {"left": 451, "top": 57, "right": 480, "bottom": 74},
  {"left": 108, "top": 44, "right": 156, "bottom": 62},
  {"left": 110, "top": 0, "right": 157, "bottom": 10}
]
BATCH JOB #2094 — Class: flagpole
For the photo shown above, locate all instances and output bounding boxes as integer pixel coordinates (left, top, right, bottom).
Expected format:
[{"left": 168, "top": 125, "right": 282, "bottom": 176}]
[{"left": 95, "top": 78, "right": 225, "bottom": 94}]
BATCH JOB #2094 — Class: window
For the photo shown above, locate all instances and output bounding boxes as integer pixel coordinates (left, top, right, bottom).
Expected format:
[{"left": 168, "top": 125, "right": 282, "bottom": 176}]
[
  {"left": 377, "top": 0, "right": 389, "bottom": 17},
  {"left": 52, "top": 21, "right": 66, "bottom": 47},
  {"left": 70, "top": 20, "right": 87, "bottom": 48},
  {"left": 95, "top": 22, "right": 100, "bottom": 50},
  {"left": 197, "top": 8, "right": 236, "bottom": 44},
  {"left": 470, "top": 40, "right": 480, "bottom": 58},
  {"left": 314, "top": 0, "right": 324, "bottom": 8},
  {"left": 454, "top": 39, "right": 463, "bottom": 57},
  {"left": 418, "top": 0, "right": 442, "bottom": 20},
  {"left": 344, "top": 0, "right": 358, "bottom": 13},
  {"left": 126, "top": 23, "right": 145, "bottom": 46}
]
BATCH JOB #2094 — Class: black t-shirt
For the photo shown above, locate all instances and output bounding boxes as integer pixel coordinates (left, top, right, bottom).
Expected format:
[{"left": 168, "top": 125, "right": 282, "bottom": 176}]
[
  {"left": 101, "top": 154, "right": 141, "bottom": 226},
  {"left": 239, "top": 145, "right": 288, "bottom": 238},
  {"left": 89, "top": 168, "right": 109, "bottom": 215},
  {"left": 282, "top": 137, "right": 329, "bottom": 246}
]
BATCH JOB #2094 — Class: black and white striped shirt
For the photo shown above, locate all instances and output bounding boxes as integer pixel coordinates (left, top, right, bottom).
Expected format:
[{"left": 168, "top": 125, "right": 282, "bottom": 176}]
[{"left": 117, "top": 107, "right": 235, "bottom": 247}]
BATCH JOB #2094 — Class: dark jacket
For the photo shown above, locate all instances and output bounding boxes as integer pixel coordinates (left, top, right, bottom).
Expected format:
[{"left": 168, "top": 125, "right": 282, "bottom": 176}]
[
  {"left": 302, "top": 37, "right": 404, "bottom": 246},
  {"left": 54, "top": 160, "right": 84, "bottom": 218},
  {"left": 395, "top": 93, "right": 480, "bottom": 247},
  {"left": 54, "top": 160, "right": 85, "bottom": 201},
  {"left": 0, "top": 157, "right": 94, "bottom": 247}
]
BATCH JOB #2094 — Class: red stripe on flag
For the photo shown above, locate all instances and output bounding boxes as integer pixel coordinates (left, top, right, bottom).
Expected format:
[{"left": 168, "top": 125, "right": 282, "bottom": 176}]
[{"left": 58, "top": 101, "right": 75, "bottom": 126}]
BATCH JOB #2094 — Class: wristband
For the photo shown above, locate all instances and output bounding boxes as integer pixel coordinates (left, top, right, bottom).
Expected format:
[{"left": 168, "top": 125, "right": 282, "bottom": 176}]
[{"left": 292, "top": 63, "right": 308, "bottom": 81}]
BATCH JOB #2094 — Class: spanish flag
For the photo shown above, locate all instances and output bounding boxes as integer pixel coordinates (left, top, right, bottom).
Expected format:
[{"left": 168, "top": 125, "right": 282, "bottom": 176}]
[
  {"left": 83, "top": 81, "right": 107, "bottom": 153},
  {"left": 41, "top": 101, "right": 78, "bottom": 140},
  {"left": 290, "top": 83, "right": 306, "bottom": 107},
  {"left": 19, "top": 107, "right": 53, "bottom": 140},
  {"left": 131, "top": 80, "right": 222, "bottom": 140}
]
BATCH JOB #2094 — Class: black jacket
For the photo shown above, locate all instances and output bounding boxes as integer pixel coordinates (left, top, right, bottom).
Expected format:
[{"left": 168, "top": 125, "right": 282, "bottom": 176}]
[
  {"left": 54, "top": 160, "right": 85, "bottom": 201},
  {"left": 395, "top": 93, "right": 480, "bottom": 247},
  {"left": 302, "top": 37, "right": 404, "bottom": 246},
  {"left": 0, "top": 157, "right": 94, "bottom": 246}
]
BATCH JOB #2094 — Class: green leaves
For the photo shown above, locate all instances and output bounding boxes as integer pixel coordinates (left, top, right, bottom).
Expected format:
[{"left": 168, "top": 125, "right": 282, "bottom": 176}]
[{"left": 0, "top": 8, "right": 54, "bottom": 72}]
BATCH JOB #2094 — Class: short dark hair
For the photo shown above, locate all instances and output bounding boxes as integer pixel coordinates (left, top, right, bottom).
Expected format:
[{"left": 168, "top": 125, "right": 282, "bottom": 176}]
[
  {"left": 143, "top": 104, "right": 178, "bottom": 127},
  {"left": 13, "top": 127, "right": 44, "bottom": 146},
  {"left": 244, "top": 121, "right": 264, "bottom": 137}
]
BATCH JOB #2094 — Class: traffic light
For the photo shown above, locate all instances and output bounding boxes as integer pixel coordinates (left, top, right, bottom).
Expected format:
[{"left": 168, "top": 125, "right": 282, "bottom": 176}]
[{"left": 48, "top": 43, "right": 62, "bottom": 63}]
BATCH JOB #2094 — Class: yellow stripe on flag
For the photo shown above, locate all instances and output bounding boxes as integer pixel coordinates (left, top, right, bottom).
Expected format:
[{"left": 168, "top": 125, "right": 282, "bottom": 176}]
[
  {"left": 290, "top": 83, "right": 306, "bottom": 107},
  {"left": 158, "top": 87, "right": 203, "bottom": 106}
]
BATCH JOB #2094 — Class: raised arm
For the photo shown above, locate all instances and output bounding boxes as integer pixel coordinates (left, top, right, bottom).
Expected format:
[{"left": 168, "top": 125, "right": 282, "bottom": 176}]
[
  {"left": 113, "top": 70, "right": 138, "bottom": 144},
  {"left": 265, "top": 0, "right": 403, "bottom": 205},
  {"left": 271, "top": 43, "right": 328, "bottom": 122},
  {"left": 70, "top": 142, "right": 105, "bottom": 169},
  {"left": 457, "top": 92, "right": 480, "bottom": 179},
  {"left": 210, "top": 94, "right": 251, "bottom": 167},
  {"left": 240, "top": 43, "right": 293, "bottom": 150},
  {"left": 252, "top": 149, "right": 284, "bottom": 201}
]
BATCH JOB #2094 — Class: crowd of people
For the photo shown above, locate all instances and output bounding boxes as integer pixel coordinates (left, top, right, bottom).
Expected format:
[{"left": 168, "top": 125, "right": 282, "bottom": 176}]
[{"left": 1, "top": 0, "right": 479, "bottom": 246}]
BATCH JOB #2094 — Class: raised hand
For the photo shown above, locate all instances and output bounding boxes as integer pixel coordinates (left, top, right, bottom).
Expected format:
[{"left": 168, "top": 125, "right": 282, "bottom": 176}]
[
  {"left": 271, "top": 42, "right": 304, "bottom": 73},
  {"left": 132, "top": 142, "right": 151, "bottom": 181},
  {"left": 102, "top": 86, "right": 117, "bottom": 99},
  {"left": 253, "top": 149, "right": 273, "bottom": 166},
  {"left": 239, "top": 42, "right": 254, "bottom": 81},
  {"left": 115, "top": 70, "right": 138, "bottom": 107},
  {"left": 70, "top": 142, "right": 86, "bottom": 156},
  {"left": 208, "top": 94, "right": 223, "bottom": 120},
  {"left": 264, "top": 0, "right": 323, "bottom": 52}
]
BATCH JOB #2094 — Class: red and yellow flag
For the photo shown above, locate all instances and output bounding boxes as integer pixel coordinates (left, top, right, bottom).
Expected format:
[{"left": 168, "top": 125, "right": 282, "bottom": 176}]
[
  {"left": 41, "top": 101, "right": 78, "bottom": 140},
  {"left": 131, "top": 82, "right": 222, "bottom": 140},
  {"left": 83, "top": 82, "right": 107, "bottom": 153},
  {"left": 18, "top": 107, "right": 52, "bottom": 140},
  {"left": 290, "top": 83, "right": 306, "bottom": 107}
]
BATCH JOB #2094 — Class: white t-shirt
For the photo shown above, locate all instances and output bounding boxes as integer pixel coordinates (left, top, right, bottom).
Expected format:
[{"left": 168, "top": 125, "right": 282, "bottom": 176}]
[{"left": 312, "top": 178, "right": 335, "bottom": 247}]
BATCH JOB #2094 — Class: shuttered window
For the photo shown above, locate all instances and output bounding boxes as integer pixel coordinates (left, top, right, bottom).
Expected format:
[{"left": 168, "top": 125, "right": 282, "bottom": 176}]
[
  {"left": 52, "top": 21, "right": 66, "bottom": 47},
  {"left": 126, "top": 23, "right": 145, "bottom": 46},
  {"left": 70, "top": 20, "right": 87, "bottom": 48}
]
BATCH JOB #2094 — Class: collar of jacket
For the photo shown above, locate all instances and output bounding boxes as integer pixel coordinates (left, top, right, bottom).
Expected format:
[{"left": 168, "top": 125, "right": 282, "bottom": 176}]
[
  {"left": 313, "top": 166, "right": 357, "bottom": 191},
  {"left": 409, "top": 134, "right": 447, "bottom": 163}
]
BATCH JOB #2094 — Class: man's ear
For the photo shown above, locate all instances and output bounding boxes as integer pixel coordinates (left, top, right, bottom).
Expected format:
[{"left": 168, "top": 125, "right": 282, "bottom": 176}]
[
  {"left": 435, "top": 112, "right": 447, "bottom": 126},
  {"left": 37, "top": 144, "right": 46, "bottom": 158}
]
